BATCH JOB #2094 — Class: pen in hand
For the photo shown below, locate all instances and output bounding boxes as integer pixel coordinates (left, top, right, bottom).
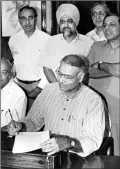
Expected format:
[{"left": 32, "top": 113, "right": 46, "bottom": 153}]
[{"left": 8, "top": 109, "right": 19, "bottom": 135}]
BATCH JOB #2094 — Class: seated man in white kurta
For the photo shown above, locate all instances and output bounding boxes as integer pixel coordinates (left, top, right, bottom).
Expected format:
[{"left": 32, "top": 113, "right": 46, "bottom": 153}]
[{"left": 1, "top": 58, "right": 27, "bottom": 127}]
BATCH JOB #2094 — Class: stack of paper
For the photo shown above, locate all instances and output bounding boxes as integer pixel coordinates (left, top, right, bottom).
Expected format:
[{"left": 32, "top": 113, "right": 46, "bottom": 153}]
[{"left": 12, "top": 130, "right": 49, "bottom": 153}]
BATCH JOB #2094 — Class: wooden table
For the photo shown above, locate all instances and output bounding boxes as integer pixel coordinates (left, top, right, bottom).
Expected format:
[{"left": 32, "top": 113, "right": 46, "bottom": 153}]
[
  {"left": 1, "top": 131, "right": 120, "bottom": 169},
  {"left": 1, "top": 150, "right": 120, "bottom": 169}
]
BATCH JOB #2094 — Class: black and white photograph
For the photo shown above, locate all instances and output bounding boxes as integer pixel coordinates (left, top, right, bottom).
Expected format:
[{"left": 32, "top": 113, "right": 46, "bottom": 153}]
[{"left": 1, "top": 0, "right": 120, "bottom": 168}]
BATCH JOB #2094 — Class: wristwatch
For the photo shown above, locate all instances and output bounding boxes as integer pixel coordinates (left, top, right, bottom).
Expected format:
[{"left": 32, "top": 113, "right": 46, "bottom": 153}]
[{"left": 98, "top": 61, "right": 103, "bottom": 69}]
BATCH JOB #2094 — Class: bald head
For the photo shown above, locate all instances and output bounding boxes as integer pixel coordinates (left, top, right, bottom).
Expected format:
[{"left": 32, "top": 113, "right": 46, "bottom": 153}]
[
  {"left": 1, "top": 58, "right": 13, "bottom": 89},
  {"left": 1, "top": 58, "right": 12, "bottom": 71}
]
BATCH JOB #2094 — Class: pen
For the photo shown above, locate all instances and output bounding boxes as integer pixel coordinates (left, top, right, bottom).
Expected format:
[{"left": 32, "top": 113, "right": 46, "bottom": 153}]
[{"left": 8, "top": 109, "right": 19, "bottom": 135}]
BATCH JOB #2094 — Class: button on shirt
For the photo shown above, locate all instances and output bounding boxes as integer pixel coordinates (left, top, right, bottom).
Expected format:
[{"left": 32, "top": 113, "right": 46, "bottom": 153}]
[
  {"left": 88, "top": 41, "right": 120, "bottom": 123},
  {"left": 40, "top": 33, "right": 94, "bottom": 72},
  {"left": 1, "top": 79, "right": 27, "bottom": 127},
  {"left": 23, "top": 82, "right": 105, "bottom": 157},
  {"left": 86, "top": 28, "right": 106, "bottom": 42},
  {"left": 9, "top": 28, "right": 50, "bottom": 88}
]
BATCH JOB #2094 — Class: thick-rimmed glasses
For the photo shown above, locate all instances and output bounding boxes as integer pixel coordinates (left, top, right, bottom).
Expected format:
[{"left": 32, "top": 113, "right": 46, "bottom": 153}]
[
  {"left": 92, "top": 11, "right": 106, "bottom": 18},
  {"left": 55, "top": 68, "right": 79, "bottom": 80}
]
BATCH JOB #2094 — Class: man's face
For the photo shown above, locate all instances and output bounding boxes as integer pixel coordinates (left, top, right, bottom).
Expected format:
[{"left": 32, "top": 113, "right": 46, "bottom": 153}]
[
  {"left": 19, "top": 9, "right": 37, "bottom": 34},
  {"left": 1, "top": 62, "right": 11, "bottom": 89},
  {"left": 92, "top": 5, "right": 106, "bottom": 28},
  {"left": 59, "top": 15, "right": 77, "bottom": 38},
  {"left": 56, "top": 62, "right": 83, "bottom": 92},
  {"left": 104, "top": 16, "right": 120, "bottom": 40}
]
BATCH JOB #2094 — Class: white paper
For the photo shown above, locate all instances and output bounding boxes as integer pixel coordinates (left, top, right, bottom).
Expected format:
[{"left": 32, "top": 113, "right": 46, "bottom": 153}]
[{"left": 12, "top": 130, "right": 49, "bottom": 154}]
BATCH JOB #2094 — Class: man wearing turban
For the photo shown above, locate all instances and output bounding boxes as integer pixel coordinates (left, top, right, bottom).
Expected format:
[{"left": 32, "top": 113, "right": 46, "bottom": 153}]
[
  {"left": 40, "top": 3, "right": 94, "bottom": 83},
  {"left": 56, "top": 3, "right": 80, "bottom": 27}
]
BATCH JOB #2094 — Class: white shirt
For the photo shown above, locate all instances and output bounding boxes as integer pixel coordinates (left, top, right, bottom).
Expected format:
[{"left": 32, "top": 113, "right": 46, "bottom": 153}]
[
  {"left": 86, "top": 28, "right": 106, "bottom": 42},
  {"left": 9, "top": 28, "right": 50, "bottom": 89},
  {"left": 1, "top": 79, "right": 27, "bottom": 127},
  {"left": 40, "top": 33, "right": 94, "bottom": 72}
]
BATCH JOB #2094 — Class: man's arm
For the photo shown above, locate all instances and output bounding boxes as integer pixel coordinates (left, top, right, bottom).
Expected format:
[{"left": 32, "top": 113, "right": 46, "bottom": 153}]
[
  {"left": 15, "top": 94, "right": 27, "bottom": 120},
  {"left": 100, "top": 62, "right": 120, "bottom": 78},
  {"left": 76, "top": 97, "right": 105, "bottom": 156},
  {"left": 89, "top": 66, "right": 112, "bottom": 79},
  {"left": 43, "top": 67, "right": 57, "bottom": 83},
  {"left": 41, "top": 134, "right": 83, "bottom": 156},
  {"left": 87, "top": 42, "right": 112, "bottom": 79},
  {"left": 8, "top": 89, "right": 47, "bottom": 135},
  {"left": 28, "top": 86, "right": 42, "bottom": 99}
]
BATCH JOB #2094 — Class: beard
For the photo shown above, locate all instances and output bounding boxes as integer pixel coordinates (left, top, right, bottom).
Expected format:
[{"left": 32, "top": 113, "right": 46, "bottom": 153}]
[{"left": 62, "top": 27, "right": 73, "bottom": 37}]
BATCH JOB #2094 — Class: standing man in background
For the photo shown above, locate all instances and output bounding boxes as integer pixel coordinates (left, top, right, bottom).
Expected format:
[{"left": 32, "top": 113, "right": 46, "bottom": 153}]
[
  {"left": 39, "top": 3, "right": 94, "bottom": 83},
  {"left": 86, "top": 2, "right": 110, "bottom": 42},
  {"left": 88, "top": 13, "right": 120, "bottom": 155},
  {"left": 9, "top": 6, "right": 50, "bottom": 111}
]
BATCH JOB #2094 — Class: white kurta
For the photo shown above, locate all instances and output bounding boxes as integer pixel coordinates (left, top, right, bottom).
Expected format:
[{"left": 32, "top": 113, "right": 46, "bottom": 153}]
[
  {"left": 9, "top": 28, "right": 50, "bottom": 89},
  {"left": 1, "top": 79, "right": 27, "bottom": 127}
]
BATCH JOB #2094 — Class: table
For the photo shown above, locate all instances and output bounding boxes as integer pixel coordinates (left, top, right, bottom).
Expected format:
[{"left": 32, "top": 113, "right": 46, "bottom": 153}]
[
  {"left": 1, "top": 131, "right": 120, "bottom": 169},
  {"left": 1, "top": 150, "right": 120, "bottom": 169}
]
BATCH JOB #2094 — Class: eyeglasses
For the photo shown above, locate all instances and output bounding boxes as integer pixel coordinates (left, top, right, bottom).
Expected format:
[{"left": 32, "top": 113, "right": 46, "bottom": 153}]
[
  {"left": 19, "top": 15, "right": 35, "bottom": 22},
  {"left": 92, "top": 11, "right": 106, "bottom": 18},
  {"left": 55, "top": 68, "right": 79, "bottom": 80},
  {"left": 60, "top": 19, "right": 74, "bottom": 25},
  {"left": 1, "top": 71, "right": 10, "bottom": 77}
]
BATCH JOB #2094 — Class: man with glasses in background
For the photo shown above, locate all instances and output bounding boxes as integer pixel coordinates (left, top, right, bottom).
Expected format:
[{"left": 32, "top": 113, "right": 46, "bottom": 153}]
[
  {"left": 8, "top": 6, "right": 50, "bottom": 111},
  {"left": 86, "top": 2, "right": 110, "bottom": 42},
  {"left": 8, "top": 54, "right": 106, "bottom": 157},
  {"left": 1, "top": 58, "right": 27, "bottom": 127}
]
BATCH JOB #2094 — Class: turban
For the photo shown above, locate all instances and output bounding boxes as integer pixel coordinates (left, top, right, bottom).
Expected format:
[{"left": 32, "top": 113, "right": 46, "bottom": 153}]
[{"left": 56, "top": 4, "right": 80, "bottom": 26}]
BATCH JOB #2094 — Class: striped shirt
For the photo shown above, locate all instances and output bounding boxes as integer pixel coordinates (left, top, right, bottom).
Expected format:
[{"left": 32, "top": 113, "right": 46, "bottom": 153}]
[{"left": 23, "top": 82, "right": 105, "bottom": 157}]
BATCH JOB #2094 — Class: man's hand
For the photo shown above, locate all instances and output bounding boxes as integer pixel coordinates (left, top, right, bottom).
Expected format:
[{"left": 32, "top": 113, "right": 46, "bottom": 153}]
[
  {"left": 7, "top": 121, "right": 22, "bottom": 136},
  {"left": 41, "top": 135, "right": 71, "bottom": 156}
]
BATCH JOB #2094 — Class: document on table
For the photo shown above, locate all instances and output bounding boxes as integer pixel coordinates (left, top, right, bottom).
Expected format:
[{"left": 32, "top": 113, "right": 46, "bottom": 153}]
[{"left": 12, "top": 130, "right": 50, "bottom": 154}]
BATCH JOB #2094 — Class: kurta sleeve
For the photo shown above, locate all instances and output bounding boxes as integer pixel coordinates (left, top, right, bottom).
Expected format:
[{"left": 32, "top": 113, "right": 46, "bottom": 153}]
[
  {"left": 22, "top": 86, "right": 49, "bottom": 132},
  {"left": 14, "top": 95, "right": 27, "bottom": 121},
  {"left": 76, "top": 97, "right": 105, "bottom": 157}
]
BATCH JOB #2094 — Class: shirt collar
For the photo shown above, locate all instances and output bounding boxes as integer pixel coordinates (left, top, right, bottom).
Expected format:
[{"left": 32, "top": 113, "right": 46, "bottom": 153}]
[
  {"left": 60, "top": 83, "right": 83, "bottom": 100},
  {"left": 104, "top": 40, "right": 120, "bottom": 50},
  {"left": 92, "top": 28, "right": 106, "bottom": 40},
  {"left": 93, "top": 28, "right": 97, "bottom": 35}
]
